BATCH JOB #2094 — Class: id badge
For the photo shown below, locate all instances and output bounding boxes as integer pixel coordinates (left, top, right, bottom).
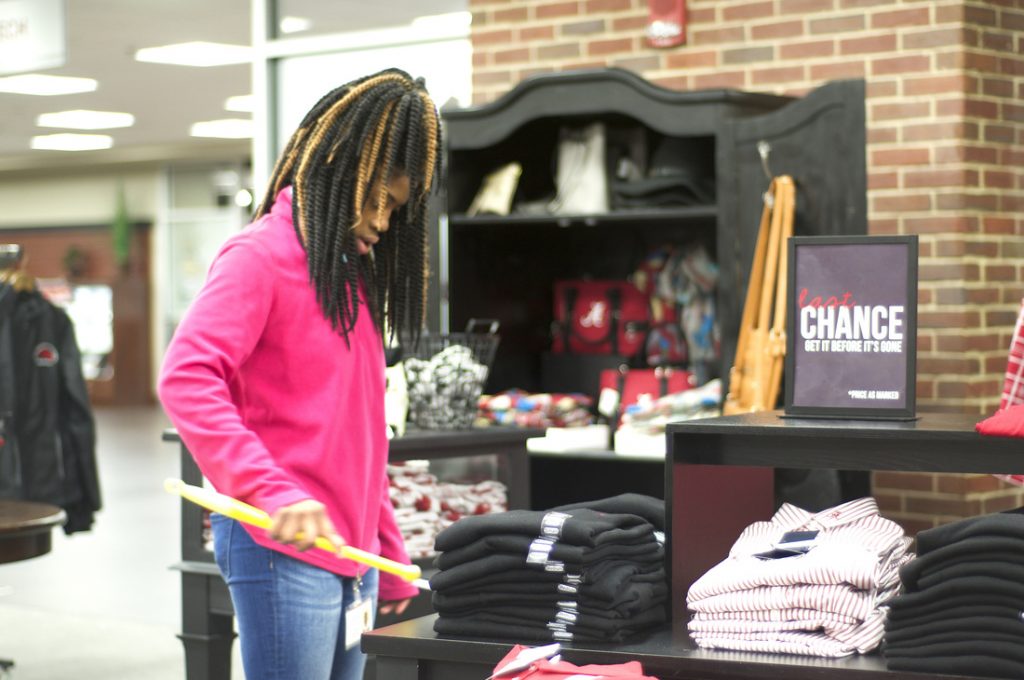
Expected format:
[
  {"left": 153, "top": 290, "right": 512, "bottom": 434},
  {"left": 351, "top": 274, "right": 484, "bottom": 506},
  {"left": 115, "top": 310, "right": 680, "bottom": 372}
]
[{"left": 344, "top": 581, "right": 373, "bottom": 650}]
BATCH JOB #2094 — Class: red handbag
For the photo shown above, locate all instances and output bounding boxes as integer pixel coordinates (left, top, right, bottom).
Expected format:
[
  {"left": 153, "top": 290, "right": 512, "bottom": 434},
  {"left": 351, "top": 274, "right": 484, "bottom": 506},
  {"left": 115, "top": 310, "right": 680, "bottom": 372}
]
[{"left": 551, "top": 280, "right": 649, "bottom": 357}]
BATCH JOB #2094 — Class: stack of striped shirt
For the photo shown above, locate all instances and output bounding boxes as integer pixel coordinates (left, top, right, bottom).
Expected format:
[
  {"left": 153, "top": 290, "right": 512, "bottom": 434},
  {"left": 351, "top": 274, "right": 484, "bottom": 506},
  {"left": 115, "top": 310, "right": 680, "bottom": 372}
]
[
  {"left": 430, "top": 494, "right": 668, "bottom": 644},
  {"left": 884, "top": 509, "right": 1024, "bottom": 679},
  {"left": 686, "top": 497, "right": 914, "bottom": 657}
]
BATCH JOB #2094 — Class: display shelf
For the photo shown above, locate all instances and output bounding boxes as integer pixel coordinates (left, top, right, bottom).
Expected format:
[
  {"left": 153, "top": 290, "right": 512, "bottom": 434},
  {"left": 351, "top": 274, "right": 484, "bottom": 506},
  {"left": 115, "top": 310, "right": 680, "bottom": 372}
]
[
  {"left": 663, "top": 410, "right": 1020, "bottom": 679},
  {"left": 443, "top": 68, "right": 866, "bottom": 403},
  {"left": 666, "top": 410, "right": 1019, "bottom": 472},
  {"left": 164, "top": 425, "right": 542, "bottom": 680},
  {"left": 665, "top": 411, "right": 1022, "bottom": 620},
  {"left": 448, "top": 205, "right": 718, "bottom": 228},
  {"left": 441, "top": 69, "right": 865, "bottom": 516},
  {"left": 363, "top": 413, "right": 1011, "bottom": 680},
  {"left": 527, "top": 448, "right": 664, "bottom": 463}
]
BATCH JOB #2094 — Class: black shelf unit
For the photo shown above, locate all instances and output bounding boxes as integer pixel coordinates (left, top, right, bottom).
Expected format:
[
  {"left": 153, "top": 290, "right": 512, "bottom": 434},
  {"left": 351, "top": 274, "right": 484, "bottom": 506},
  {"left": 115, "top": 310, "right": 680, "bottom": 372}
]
[
  {"left": 164, "top": 425, "right": 541, "bottom": 680},
  {"left": 440, "top": 68, "right": 866, "bottom": 402},
  {"left": 362, "top": 413, "right": 1018, "bottom": 680},
  {"left": 437, "top": 67, "right": 866, "bottom": 506}
]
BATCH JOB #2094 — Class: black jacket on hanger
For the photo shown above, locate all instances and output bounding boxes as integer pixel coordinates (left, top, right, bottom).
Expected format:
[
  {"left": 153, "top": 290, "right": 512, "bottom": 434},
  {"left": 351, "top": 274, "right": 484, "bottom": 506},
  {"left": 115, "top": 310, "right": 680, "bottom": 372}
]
[{"left": 0, "top": 283, "right": 100, "bottom": 533}]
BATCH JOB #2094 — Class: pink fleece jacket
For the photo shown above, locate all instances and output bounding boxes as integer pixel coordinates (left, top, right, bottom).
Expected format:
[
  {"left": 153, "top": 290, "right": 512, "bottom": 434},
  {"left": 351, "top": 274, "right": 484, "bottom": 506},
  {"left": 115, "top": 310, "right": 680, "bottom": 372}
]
[{"left": 158, "top": 187, "right": 417, "bottom": 601}]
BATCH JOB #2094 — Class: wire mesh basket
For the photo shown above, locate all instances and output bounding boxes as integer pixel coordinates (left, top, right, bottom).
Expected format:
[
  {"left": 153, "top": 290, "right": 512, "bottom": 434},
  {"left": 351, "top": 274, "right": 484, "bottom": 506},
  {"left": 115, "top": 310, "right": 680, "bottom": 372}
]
[{"left": 403, "top": 319, "right": 500, "bottom": 430}]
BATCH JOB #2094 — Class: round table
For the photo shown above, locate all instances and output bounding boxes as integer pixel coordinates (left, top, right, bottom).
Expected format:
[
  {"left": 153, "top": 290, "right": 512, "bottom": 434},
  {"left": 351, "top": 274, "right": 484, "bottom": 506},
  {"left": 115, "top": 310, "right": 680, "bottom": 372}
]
[{"left": 0, "top": 499, "right": 66, "bottom": 565}]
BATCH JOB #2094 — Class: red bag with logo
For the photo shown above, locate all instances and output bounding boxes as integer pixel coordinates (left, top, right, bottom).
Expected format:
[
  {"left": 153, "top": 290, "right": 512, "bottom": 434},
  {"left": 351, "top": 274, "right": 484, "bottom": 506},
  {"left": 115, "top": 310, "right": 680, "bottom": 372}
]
[
  {"left": 551, "top": 280, "right": 649, "bottom": 357},
  {"left": 598, "top": 365, "right": 694, "bottom": 427}
]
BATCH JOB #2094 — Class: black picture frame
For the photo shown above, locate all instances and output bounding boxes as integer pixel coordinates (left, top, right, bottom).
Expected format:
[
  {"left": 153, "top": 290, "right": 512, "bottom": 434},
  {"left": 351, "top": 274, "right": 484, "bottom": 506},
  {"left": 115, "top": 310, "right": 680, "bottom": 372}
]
[{"left": 784, "top": 235, "right": 917, "bottom": 420}]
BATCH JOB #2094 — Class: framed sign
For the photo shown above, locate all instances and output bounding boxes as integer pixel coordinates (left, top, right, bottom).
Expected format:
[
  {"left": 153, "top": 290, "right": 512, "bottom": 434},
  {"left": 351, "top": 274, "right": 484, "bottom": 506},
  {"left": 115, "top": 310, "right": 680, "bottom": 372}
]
[{"left": 784, "top": 235, "right": 917, "bottom": 420}]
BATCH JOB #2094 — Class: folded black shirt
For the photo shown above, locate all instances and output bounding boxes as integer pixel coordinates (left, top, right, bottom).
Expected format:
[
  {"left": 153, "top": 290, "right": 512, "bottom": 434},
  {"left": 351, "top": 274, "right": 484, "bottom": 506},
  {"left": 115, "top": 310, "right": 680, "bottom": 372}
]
[
  {"left": 914, "top": 510, "right": 1024, "bottom": 555},
  {"left": 552, "top": 493, "right": 666, "bottom": 532},
  {"left": 434, "top": 531, "right": 661, "bottom": 571},
  {"left": 433, "top": 508, "right": 655, "bottom": 552}
]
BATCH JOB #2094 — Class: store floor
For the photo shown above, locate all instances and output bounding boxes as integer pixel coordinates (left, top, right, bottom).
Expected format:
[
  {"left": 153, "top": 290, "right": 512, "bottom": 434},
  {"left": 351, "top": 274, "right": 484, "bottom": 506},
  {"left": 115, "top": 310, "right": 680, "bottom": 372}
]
[{"left": 0, "top": 405, "right": 244, "bottom": 680}]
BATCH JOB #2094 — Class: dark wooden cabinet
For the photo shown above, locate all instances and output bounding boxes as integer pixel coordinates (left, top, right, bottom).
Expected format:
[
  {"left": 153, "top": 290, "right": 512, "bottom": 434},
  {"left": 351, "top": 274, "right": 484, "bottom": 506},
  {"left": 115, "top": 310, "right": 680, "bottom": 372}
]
[
  {"left": 439, "top": 68, "right": 866, "bottom": 400},
  {"left": 436, "top": 69, "right": 866, "bottom": 507}
]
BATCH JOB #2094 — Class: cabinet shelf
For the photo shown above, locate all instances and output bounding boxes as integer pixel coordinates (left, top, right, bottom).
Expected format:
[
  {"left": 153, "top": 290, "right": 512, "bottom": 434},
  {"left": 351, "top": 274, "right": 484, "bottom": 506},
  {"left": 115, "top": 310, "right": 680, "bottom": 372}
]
[
  {"left": 527, "top": 448, "right": 663, "bottom": 463},
  {"left": 448, "top": 205, "right": 718, "bottom": 229}
]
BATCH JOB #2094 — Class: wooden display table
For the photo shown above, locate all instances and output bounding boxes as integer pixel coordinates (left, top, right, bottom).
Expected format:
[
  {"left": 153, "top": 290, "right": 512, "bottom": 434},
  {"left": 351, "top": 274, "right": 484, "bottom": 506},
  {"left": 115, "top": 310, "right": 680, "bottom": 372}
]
[
  {"left": 0, "top": 499, "right": 65, "bottom": 674},
  {"left": 0, "top": 499, "right": 65, "bottom": 565}
]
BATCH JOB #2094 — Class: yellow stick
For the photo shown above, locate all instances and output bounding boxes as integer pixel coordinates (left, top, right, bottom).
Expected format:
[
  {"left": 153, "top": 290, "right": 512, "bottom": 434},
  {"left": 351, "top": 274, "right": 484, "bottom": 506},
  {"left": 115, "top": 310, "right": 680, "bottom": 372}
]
[{"left": 164, "top": 478, "right": 423, "bottom": 584}]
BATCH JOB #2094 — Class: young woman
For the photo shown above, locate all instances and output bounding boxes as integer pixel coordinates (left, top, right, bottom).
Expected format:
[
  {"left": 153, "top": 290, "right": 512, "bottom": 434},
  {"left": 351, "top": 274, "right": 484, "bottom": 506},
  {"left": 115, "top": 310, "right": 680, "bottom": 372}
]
[{"left": 158, "top": 68, "right": 441, "bottom": 680}]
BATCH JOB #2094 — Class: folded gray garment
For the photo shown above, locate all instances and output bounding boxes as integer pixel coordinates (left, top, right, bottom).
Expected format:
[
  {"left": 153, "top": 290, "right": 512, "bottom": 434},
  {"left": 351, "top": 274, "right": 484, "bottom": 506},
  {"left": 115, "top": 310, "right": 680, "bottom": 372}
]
[
  {"left": 434, "top": 507, "right": 656, "bottom": 552},
  {"left": 884, "top": 615, "right": 1024, "bottom": 646},
  {"left": 432, "top": 580, "right": 667, "bottom": 617},
  {"left": 885, "top": 603, "right": 1024, "bottom": 629},
  {"left": 552, "top": 493, "right": 665, "bottom": 531},
  {"left": 884, "top": 630, "right": 1024, "bottom": 652},
  {"left": 434, "top": 607, "right": 665, "bottom": 643},
  {"left": 888, "top": 575, "right": 1024, "bottom": 616},
  {"left": 429, "top": 553, "right": 664, "bottom": 597},
  {"left": 885, "top": 653, "right": 1024, "bottom": 680},
  {"left": 899, "top": 535, "right": 1024, "bottom": 589},
  {"left": 913, "top": 510, "right": 1024, "bottom": 555},
  {"left": 434, "top": 532, "right": 661, "bottom": 571}
]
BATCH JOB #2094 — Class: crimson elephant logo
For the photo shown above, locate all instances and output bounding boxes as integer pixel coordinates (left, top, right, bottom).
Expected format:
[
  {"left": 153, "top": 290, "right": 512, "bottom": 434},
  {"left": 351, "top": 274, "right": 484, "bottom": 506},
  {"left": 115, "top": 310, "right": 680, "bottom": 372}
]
[{"left": 34, "top": 342, "right": 59, "bottom": 367}]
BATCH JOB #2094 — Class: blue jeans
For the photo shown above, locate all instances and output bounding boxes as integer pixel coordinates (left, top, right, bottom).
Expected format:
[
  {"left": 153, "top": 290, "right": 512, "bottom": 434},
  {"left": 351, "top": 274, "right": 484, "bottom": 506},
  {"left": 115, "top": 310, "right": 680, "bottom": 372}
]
[{"left": 210, "top": 514, "right": 378, "bottom": 680}]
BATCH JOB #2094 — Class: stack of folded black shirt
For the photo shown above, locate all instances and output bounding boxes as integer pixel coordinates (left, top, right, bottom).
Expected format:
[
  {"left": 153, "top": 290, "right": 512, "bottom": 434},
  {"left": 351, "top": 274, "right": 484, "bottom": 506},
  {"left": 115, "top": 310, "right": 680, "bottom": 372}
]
[
  {"left": 884, "top": 509, "right": 1024, "bottom": 679},
  {"left": 430, "top": 493, "right": 668, "bottom": 643}
]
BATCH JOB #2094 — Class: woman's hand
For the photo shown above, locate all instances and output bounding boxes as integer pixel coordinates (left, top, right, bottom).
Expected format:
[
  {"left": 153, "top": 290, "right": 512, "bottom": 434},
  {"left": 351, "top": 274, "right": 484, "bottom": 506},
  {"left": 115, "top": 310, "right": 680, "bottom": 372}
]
[
  {"left": 379, "top": 598, "right": 412, "bottom": 615},
  {"left": 269, "top": 499, "right": 346, "bottom": 553}
]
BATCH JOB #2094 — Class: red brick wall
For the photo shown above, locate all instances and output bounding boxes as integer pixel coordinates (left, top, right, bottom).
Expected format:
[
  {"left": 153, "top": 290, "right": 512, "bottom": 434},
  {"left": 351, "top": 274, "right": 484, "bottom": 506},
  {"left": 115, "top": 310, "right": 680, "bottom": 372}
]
[
  {"left": 468, "top": 0, "right": 1024, "bottom": 525},
  {"left": 874, "top": 471, "right": 1024, "bottom": 534}
]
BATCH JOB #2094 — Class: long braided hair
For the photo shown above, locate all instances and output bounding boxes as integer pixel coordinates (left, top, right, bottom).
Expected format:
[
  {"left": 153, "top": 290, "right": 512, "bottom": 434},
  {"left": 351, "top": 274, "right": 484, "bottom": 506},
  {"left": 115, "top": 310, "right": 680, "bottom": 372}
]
[{"left": 254, "top": 68, "right": 441, "bottom": 345}]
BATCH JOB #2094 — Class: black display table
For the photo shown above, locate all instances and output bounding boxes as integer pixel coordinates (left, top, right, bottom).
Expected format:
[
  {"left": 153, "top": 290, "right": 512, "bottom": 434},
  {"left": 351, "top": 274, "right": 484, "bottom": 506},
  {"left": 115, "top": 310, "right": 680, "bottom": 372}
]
[
  {"left": 363, "top": 412, "right": 1016, "bottom": 680},
  {"left": 362, "top": 613, "right": 946, "bottom": 680},
  {"left": 164, "top": 426, "right": 541, "bottom": 680},
  {"left": 665, "top": 411, "right": 1023, "bottom": 619},
  {"left": 0, "top": 499, "right": 65, "bottom": 565}
]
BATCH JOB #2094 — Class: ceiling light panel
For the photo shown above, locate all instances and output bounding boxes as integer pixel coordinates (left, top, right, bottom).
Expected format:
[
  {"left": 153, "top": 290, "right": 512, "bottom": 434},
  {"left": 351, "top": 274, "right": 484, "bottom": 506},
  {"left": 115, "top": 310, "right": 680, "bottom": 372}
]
[
  {"left": 31, "top": 133, "right": 113, "bottom": 151},
  {"left": 224, "top": 95, "right": 254, "bottom": 113},
  {"left": 190, "top": 118, "right": 253, "bottom": 139},
  {"left": 279, "top": 16, "right": 312, "bottom": 34},
  {"left": 135, "top": 41, "right": 251, "bottom": 67},
  {"left": 0, "top": 74, "right": 98, "bottom": 96},
  {"left": 37, "top": 109, "right": 135, "bottom": 130}
]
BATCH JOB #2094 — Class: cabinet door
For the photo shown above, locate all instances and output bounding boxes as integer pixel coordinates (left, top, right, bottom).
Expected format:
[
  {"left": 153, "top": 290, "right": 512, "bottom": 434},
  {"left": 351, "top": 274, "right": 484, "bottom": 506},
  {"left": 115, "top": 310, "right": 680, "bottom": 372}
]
[{"left": 716, "top": 79, "right": 867, "bottom": 391}]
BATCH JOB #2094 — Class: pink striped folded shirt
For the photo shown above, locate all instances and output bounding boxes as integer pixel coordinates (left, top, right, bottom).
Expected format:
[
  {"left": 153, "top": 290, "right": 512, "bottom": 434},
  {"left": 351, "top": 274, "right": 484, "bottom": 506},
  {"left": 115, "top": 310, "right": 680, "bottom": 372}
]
[
  {"left": 685, "top": 497, "right": 913, "bottom": 658},
  {"left": 693, "top": 608, "right": 860, "bottom": 626},
  {"left": 687, "top": 497, "right": 912, "bottom": 602},
  {"left": 691, "top": 608, "right": 888, "bottom": 657},
  {"left": 688, "top": 583, "right": 899, "bottom": 622}
]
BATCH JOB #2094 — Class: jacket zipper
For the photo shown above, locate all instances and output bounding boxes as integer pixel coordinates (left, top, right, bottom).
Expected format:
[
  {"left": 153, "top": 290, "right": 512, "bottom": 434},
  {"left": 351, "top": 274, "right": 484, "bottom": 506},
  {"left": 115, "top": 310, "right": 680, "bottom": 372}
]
[
  {"left": 54, "top": 432, "right": 66, "bottom": 480},
  {"left": 0, "top": 415, "right": 21, "bottom": 487}
]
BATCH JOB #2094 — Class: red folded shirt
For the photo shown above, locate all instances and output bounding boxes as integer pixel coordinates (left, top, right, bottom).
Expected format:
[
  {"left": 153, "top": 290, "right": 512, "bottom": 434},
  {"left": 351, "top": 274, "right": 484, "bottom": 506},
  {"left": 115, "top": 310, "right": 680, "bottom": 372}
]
[
  {"left": 976, "top": 404, "right": 1024, "bottom": 439},
  {"left": 491, "top": 644, "right": 659, "bottom": 680}
]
